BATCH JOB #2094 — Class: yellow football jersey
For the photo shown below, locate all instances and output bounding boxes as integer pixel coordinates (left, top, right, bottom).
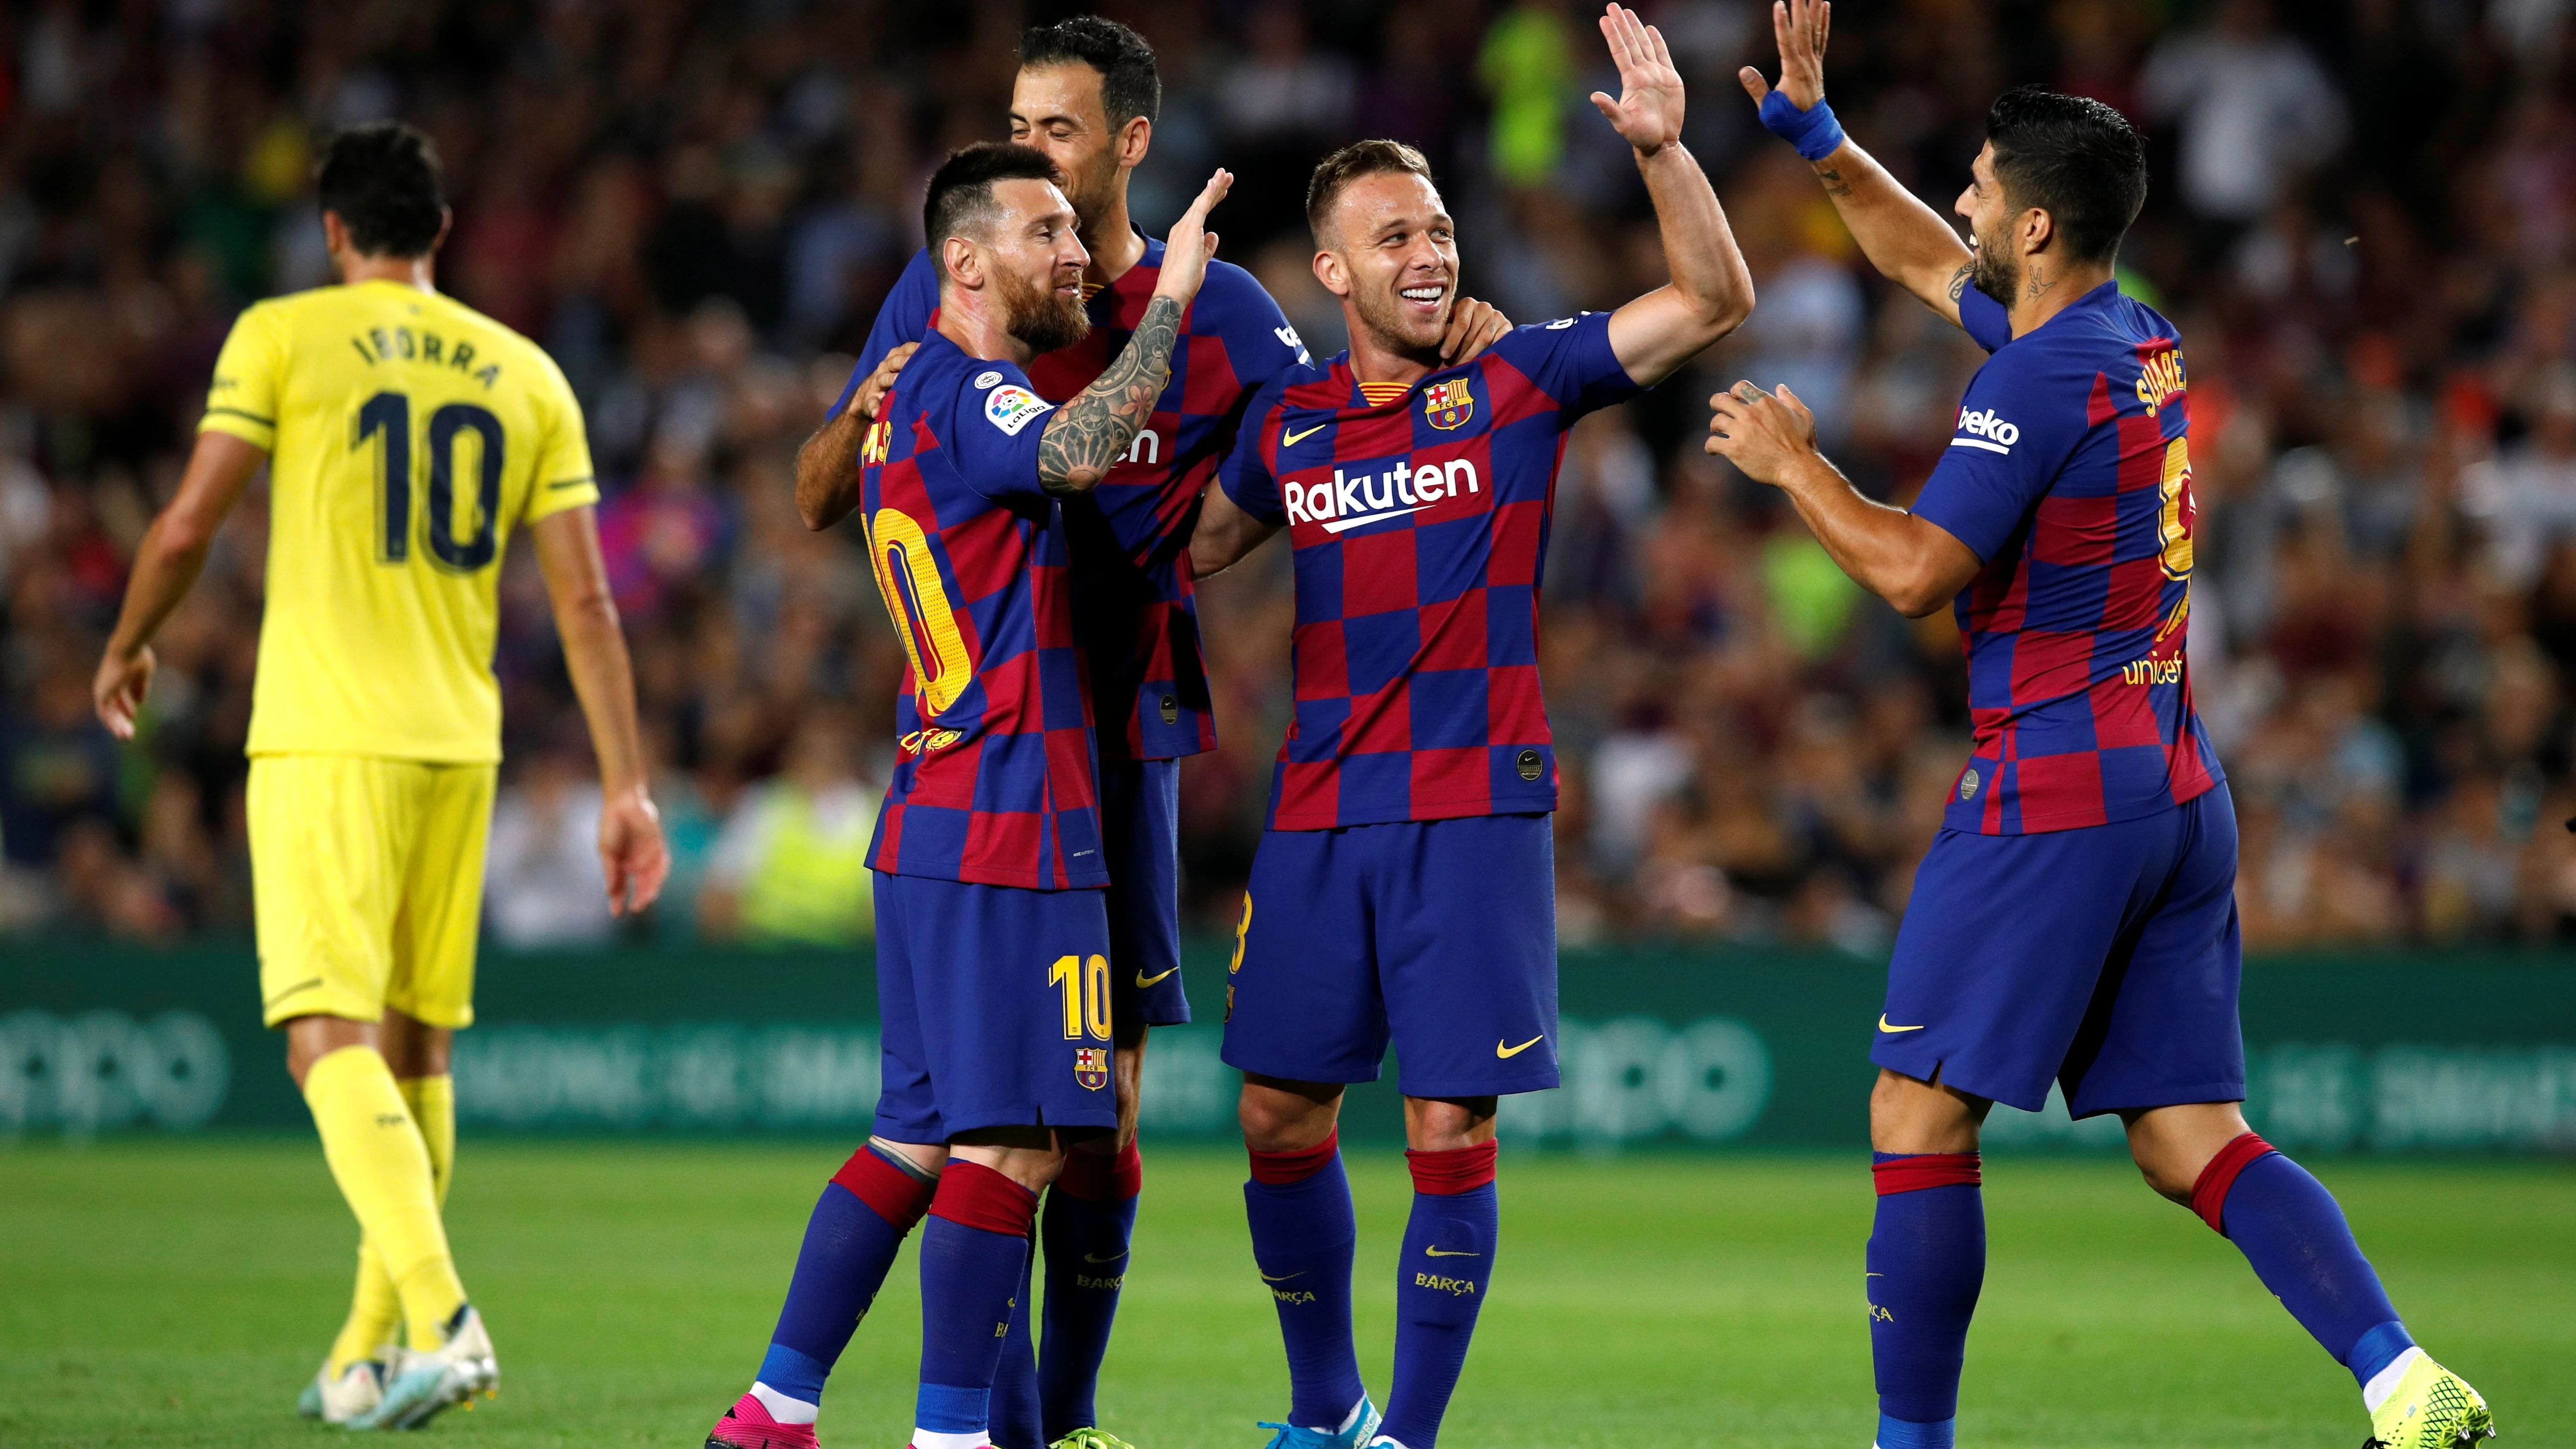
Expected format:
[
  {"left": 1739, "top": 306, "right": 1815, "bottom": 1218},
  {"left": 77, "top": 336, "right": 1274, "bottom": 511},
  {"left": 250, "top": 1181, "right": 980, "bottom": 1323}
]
[{"left": 201, "top": 279, "right": 601, "bottom": 763}]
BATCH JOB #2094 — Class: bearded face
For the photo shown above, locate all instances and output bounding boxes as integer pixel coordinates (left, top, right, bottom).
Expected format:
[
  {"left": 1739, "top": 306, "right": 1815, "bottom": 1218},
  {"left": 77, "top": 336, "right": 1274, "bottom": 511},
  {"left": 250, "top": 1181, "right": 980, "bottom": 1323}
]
[
  {"left": 1970, "top": 215, "right": 2020, "bottom": 308},
  {"left": 997, "top": 256, "right": 1089, "bottom": 354}
]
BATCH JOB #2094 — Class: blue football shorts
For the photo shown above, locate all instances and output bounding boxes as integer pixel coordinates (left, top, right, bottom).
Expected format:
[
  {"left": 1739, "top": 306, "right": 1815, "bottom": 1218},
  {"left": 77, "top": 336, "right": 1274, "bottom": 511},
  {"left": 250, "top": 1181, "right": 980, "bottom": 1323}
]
[
  {"left": 872, "top": 871, "right": 1122, "bottom": 1143},
  {"left": 1874, "top": 781, "right": 2244, "bottom": 1118},
  {"left": 1221, "top": 812, "right": 1560, "bottom": 1099},
  {"left": 1100, "top": 756, "right": 1190, "bottom": 1031}
]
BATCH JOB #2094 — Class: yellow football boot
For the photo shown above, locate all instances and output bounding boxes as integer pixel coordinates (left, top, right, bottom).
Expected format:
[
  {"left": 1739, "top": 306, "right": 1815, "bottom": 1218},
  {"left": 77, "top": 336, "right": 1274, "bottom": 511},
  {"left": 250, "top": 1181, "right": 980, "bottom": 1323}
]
[{"left": 2365, "top": 1353, "right": 2495, "bottom": 1449}]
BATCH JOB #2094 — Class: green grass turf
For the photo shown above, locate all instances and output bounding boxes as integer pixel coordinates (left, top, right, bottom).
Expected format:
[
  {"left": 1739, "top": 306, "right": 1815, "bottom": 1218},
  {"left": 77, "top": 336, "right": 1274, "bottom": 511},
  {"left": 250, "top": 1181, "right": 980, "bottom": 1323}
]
[{"left": 0, "top": 1140, "right": 2567, "bottom": 1448}]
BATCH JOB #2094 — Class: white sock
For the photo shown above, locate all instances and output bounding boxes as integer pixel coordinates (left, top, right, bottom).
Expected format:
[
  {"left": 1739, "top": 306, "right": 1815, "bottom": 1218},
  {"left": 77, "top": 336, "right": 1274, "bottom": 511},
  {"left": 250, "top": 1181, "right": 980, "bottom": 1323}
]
[
  {"left": 749, "top": 1382, "right": 819, "bottom": 1426},
  {"left": 2363, "top": 1347, "right": 2426, "bottom": 1414},
  {"left": 1332, "top": 1398, "right": 1372, "bottom": 1435},
  {"left": 913, "top": 1428, "right": 986, "bottom": 1449}
]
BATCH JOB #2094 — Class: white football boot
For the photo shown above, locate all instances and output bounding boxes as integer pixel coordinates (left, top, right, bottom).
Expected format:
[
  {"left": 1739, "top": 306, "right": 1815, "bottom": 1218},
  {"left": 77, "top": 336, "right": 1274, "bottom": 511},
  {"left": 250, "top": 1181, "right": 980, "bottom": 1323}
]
[
  {"left": 295, "top": 1358, "right": 384, "bottom": 1424},
  {"left": 346, "top": 1305, "right": 497, "bottom": 1430}
]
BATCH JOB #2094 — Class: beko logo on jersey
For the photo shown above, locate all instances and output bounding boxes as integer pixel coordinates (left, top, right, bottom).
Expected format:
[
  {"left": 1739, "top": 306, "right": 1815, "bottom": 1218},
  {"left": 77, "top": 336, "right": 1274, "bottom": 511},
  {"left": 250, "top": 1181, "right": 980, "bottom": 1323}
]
[
  {"left": 985, "top": 384, "right": 1053, "bottom": 436},
  {"left": 1950, "top": 407, "right": 2019, "bottom": 454},
  {"left": 1282, "top": 457, "right": 1481, "bottom": 533},
  {"left": 1275, "top": 324, "right": 1312, "bottom": 364}
]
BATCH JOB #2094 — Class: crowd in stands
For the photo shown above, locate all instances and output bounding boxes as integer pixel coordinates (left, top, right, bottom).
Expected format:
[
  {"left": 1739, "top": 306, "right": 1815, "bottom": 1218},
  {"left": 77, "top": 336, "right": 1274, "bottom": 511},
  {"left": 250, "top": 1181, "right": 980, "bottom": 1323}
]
[{"left": 6, "top": 0, "right": 2576, "bottom": 952}]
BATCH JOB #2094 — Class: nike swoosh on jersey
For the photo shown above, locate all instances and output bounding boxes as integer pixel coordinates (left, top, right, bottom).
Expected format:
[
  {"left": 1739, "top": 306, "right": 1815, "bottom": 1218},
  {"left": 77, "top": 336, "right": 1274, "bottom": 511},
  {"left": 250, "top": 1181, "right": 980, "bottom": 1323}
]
[
  {"left": 1320, "top": 504, "right": 1430, "bottom": 534},
  {"left": 1283, "top": 422, "right": 1329, "bottom": 446},
  {"left": 1497, "top": 1035, "right": 1544, "bottom": 1058},
  {"left": 1878, "top": 1016, "right": 1927, "bottom": 1033},
  {"left": 1423, "top": 1246, "right": 1482, "bottom": 1258},
  {"left": 1135, "top": 967, "right": 1180, "bottom": 988}
]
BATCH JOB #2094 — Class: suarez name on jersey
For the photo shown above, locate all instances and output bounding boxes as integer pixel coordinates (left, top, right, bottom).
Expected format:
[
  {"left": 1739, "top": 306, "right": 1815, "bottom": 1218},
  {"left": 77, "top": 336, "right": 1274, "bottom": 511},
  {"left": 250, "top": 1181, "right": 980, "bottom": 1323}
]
[
  {"left": 846, "top": 240, "right": 1308, "bottom": 762},
  {"left": 1909, "top": 280, "right": 2224, "bottom": 835},
  {"left": 198, "top": 279, "right": 599, "bottom": 764},
  {"left": 858, "top": 331, "right": 1107, "bottom": 891},
  {"left": 1218, "top": 312, "right": 1639, "bottom": 831}
]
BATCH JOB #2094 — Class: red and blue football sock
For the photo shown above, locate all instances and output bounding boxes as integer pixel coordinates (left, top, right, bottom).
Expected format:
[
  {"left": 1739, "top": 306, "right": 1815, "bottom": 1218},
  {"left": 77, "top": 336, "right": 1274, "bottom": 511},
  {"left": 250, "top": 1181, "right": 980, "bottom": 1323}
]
[
  {"left": 1037, "top": 1140, "right": 1142, "bottom": 1438},
  {"left": 1245, "top": 1132, "right": 1366, "bottom": 1430},
  {"left": 749, "top": 1142, "right": 940, "bottom": 1423},
  {"left": 1866, "top": 1151, "right": 1985, "bottom": 1449},
  {"left": 989, "top": 1237, "right": 1043, "bottom": 1449},
  {"left": 1376, "top": 1142, "right": 1500, "bottom": 1449},
  {"left": 915, "top": 1161, "right": 1043, "bottom": 1449},
  {"left": 2189, "top": 1133, "right": 2416, "bottom": 1391}
]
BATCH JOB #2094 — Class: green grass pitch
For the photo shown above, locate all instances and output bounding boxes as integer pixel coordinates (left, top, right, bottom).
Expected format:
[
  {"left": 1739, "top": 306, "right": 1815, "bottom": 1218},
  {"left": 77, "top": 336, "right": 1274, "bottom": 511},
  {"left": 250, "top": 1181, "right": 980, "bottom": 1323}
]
[{"left": 1, "top": 1140, "right": 2568, "bottom": 1447}]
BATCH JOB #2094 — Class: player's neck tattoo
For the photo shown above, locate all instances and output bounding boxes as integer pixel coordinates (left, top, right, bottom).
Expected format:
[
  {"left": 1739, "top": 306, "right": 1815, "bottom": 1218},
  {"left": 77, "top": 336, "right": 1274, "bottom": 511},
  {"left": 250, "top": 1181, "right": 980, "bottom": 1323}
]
[
  {"left": 2025, "top": 264, "right": 2059, "bottom": 302},
  {"left": 1038, "top": 293, "right": 1183, "bottom": 495}
]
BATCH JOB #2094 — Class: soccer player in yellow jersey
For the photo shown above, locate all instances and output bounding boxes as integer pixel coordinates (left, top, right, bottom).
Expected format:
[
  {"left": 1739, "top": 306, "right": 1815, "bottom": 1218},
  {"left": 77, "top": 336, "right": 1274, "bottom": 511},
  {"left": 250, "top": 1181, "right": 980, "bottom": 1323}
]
[{"left": 91, "top": 121, "right": 671, "bottom": 1431}]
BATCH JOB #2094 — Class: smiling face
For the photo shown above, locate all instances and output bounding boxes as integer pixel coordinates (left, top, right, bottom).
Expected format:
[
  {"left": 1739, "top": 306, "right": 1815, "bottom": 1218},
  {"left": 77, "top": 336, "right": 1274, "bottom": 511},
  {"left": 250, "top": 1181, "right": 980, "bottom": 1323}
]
[
  {"left": 950, "top": 175, "right": 1091, "bottom": 353},
  {"left": 1955, "top": 141, "right": 2022, "bottom": 307},
  {"left": 1315, "top": 170, "right": 1457, "bottom": 358},
  {"left": 1009, "top": 62, "right": 1138, "bottom": 231}
]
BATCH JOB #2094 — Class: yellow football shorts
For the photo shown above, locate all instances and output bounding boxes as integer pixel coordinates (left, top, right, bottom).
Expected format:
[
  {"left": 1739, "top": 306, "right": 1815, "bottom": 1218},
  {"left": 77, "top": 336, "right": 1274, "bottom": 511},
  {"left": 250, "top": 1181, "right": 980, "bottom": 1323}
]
[{"left": 248, "top": 754, "right": 496, "bottom": 1030}]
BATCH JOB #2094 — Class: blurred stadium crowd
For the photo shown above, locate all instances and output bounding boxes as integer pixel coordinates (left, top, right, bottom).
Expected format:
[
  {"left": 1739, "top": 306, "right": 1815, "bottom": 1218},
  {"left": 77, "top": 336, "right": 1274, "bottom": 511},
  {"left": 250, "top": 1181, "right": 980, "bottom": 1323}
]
[{"left": 6, "top": 0, "right": 2576, "bottom": 951}]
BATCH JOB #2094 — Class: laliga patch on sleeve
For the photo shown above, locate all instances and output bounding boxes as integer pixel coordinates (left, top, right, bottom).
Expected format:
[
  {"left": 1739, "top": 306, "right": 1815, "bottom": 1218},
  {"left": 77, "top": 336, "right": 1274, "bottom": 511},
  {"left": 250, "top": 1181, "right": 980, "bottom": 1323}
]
[{"left": 984, "top": 384, "right": 1053, "bottom": 436}]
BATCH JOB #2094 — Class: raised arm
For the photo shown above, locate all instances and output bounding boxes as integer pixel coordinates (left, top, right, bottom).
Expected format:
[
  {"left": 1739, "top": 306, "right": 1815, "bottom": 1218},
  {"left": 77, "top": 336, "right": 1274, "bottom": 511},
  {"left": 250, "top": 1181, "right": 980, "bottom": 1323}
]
[
  {"left": 1593, "top": 4, "right": 1755, "bottom": 386},
  {"left": 93, "top": 430, "right": 267, "bottom": 738},
  {"left": 1741, "top": 0, "right": 1973, "bottom": 327},
  {"left": 1038, "top": 170, "right": 1231, "bottom": 493},
  {"left": 531, "top": 505, "right": 669, "bottom": 916}
]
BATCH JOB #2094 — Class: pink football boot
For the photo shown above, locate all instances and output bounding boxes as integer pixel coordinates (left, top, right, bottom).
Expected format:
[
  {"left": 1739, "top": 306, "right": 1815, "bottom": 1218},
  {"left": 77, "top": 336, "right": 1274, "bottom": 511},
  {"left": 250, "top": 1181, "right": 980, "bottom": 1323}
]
[{"left": 705, "top": 1391, "right": 821, "bottom": 1449}]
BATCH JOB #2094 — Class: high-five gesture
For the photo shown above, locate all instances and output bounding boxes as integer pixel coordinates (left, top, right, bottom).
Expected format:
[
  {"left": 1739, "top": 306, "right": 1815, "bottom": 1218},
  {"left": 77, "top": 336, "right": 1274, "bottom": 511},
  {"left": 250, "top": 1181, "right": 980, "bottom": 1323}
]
[
  {"left": 1589, "top": 4, "right": 1685, "bottom": 156},
  {"left": 1042, "top": 168, "right": 1232, "bottom": 493},
  {"left": 1150, "top": 168, "right": 1233, "bottom": 306},
  {"left": 1739, "top": 0, "right": 1830, "bottom": 112}
]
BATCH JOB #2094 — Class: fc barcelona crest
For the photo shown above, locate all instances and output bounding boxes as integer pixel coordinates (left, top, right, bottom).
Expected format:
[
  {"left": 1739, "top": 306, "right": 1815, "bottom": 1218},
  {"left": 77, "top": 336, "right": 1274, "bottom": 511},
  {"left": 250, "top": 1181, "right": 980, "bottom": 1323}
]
[
  {"left": 1424, "top": 378, "right": 1475, "bottom": 430},
  {"left": 1074, "top": 1046, "right": 1109, "bottom": 1090}
]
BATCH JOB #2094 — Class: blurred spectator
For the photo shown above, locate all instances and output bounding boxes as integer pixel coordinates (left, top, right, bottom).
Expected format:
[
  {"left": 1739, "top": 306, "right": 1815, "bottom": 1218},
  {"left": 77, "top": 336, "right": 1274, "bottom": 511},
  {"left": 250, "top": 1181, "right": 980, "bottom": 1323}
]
[
  {"left": 2139, "top": 0, "right": 2348, "bottom": 225},
  {"left": 484, "top": 750, "right": 614, "bottom": 950},
  {"left": 699, "top": 715, "right": 878, "bottom": 947}
]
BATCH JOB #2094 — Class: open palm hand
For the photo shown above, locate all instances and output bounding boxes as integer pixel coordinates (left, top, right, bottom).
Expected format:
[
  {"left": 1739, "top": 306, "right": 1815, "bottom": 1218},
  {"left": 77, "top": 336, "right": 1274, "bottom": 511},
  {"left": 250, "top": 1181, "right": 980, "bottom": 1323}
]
[{"left": 1589, "top": 4, "right": 1685, "bottom": 155}]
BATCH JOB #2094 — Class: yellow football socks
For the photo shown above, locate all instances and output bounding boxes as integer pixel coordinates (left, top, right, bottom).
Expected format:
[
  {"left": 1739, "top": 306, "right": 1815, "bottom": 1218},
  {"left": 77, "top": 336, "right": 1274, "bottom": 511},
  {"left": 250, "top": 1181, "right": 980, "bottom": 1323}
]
[
  {"left": 324, "top": 1074, "right": 459, "bottom": 1375},
  {"left": 404, "top": 1074, "right": 457, "bottom": 1200},
  {"left": 327, "top": 1242, "right": 402, "bottom": 1378},
  {"left": 303, "top": 1048, "right": 467, "bottom": 1353}
]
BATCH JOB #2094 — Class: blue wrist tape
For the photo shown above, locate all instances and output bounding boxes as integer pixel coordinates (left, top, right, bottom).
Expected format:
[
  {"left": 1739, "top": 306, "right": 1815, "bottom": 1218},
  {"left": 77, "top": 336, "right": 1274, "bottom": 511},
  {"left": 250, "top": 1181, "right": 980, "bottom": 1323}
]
[{"left": 1758, "top": 90, "right": 1846, "bottom": 162}]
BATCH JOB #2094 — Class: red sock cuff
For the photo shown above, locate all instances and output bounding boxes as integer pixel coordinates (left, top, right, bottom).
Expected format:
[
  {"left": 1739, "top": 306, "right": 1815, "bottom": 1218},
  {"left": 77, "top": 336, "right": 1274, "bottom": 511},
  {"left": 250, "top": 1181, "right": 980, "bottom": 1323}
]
[
  {"left": 1056, "top": 1140, "right": 1143, "bottom": 1202},
  {"left": 831, "top": 1145, "right": 939, "bottom": 1229},
  {"left": 929, "top": 1160, "right": 1041, "bottom": 1237},
  {"left": 1873, "top": 1152, "right": 1982, "bottom": 1196},
  {"left": 2188, "top": 1132, "right": 2277, "bottom": 1237},
  {"left": 1404, "top": 1140, "right": 1499, "bottom": 1196},
  {"left": 1248, "top": 1131, "right": 1340, "bottom": 1185}
]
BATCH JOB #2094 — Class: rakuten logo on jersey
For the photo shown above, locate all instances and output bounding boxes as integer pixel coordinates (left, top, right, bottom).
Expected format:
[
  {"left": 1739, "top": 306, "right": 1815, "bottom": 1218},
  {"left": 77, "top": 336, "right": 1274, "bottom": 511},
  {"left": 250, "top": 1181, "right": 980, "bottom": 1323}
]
[
  {"left": 1282, "top": 457, "right": 1482, "bottom": 534},
  {"left": 1950, "top": 407, "right": 2019, "bottom": 454}
]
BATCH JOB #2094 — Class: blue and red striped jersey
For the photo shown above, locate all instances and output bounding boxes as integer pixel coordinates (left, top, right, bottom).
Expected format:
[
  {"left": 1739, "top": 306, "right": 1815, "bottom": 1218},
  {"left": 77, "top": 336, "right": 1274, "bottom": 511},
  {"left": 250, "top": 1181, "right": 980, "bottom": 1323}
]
[
  {"left": 1218, "top": 313, "right": 1640, "bottom": 830},
  {"left": 847, "top": 240, "right": 1309, "bottom": 761},
  {"left": 1909, "top": 280, "right": 2223, "bottom": 835},
  {"left": 858, "top": 330, "right": 1106, "bottom": 890}
]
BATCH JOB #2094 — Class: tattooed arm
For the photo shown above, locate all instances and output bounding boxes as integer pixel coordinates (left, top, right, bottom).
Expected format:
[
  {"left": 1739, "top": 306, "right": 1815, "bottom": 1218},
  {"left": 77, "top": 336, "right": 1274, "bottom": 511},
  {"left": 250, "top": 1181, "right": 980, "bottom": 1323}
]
[
  {"left": 1740, "top": 0, "right": 1972, "bottom": 327},
  {"left": 1038, "top": 295, "right": 1185, "bottom": 493},
  {"left": 1037, "top": 168, "right": 1233, "bottom": 494}
]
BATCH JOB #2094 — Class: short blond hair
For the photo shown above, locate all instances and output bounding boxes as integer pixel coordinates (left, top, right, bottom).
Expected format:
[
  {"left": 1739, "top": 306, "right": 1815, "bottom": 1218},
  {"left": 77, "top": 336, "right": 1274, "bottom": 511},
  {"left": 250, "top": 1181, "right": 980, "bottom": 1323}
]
[{"left": 1306, "top": 139, "right": 1435, "bottom": 242}]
